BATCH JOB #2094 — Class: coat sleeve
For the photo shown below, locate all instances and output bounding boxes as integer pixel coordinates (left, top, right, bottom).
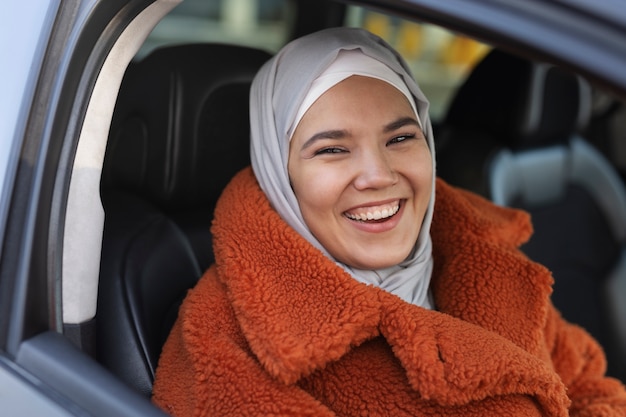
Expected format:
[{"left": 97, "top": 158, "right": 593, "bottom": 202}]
[
  {"left": 151, "top": 267, "right": 335, "bottom": 417},
  {"left": 545, "top": 304, "right": 626, "bottom": 416}
]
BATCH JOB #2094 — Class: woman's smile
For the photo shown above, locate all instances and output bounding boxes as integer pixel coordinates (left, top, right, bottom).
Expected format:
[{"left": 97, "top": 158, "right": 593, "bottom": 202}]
[{"left": 344, "top": 199, "right": 401, "bottom": 222}]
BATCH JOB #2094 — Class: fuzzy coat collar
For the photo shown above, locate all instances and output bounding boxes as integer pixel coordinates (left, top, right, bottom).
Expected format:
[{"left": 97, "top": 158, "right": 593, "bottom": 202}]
[{"left": 210, "top": 167, "right": 569, "bottom": 415}]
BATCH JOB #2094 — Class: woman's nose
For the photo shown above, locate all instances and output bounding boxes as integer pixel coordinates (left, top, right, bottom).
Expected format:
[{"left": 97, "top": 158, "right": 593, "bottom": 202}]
[{"left": 353, "top": 149, "right": 398, "bottom": 190}]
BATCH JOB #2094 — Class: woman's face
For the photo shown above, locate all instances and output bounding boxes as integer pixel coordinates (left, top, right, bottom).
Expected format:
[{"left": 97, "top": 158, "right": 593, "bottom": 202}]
[{"left": 288, "top": 75, "right": 433, "bottom": 270}]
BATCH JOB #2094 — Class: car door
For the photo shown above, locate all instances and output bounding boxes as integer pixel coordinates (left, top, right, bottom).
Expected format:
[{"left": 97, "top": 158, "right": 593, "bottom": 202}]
[{"left": 0, "top": 1, "right": 174, "bottom": 415}]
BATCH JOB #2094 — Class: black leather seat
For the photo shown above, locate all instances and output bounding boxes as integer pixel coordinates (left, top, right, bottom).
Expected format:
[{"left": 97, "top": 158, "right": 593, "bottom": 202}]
[
  {"left": 97, "top": 44, "right": 271, "bottom": 396},
  {"left": 437, "top": 49, "right": 626, "bottom": 382}
]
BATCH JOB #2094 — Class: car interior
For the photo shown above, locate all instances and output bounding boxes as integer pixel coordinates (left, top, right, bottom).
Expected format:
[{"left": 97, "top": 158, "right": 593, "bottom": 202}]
[
  {"left": 98, "top": 42, "right": 272, "bottom": 397},
  {"left": 48, "top": 0, "right": 626, "bottom": 406}
]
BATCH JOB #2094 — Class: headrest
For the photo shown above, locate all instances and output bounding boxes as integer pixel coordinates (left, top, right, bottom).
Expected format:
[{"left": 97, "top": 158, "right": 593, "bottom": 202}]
[
  {"left": 444, "top": 49, "right": 591, "bottom": 150},
  {"left": 103, "top": 44, "right": 272, "bottom": 211}
]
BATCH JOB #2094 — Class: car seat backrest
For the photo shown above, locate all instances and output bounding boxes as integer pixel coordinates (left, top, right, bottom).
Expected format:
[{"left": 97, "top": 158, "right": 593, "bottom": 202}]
[
  {"left": 436, "top": 50, "right": 589, "bottom": 196},
  {"left": 438, "top": 48, "right": 626, "bottom": 382},
  {"left": 489, "top": 128, "right": 626, "bottom": 385},
  {"left": 98, "top": 44, "right": 271, "bottom": 396}
]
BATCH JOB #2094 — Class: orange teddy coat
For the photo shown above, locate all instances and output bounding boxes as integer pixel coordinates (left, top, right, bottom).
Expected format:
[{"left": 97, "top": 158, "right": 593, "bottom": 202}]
[{"left": 152, "top": 167, "right": 626, "bottom": 416}]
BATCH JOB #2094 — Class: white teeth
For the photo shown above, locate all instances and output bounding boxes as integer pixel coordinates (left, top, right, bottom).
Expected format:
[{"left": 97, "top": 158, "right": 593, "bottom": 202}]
[{"left": 346, "top": 202, "right": 400, "bottom": 222}]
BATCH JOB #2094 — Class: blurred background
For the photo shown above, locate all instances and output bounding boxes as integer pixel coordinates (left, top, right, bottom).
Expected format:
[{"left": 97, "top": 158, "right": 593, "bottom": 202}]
[{"left": 139, "top": 0, "right": 490, "bottom": 121}]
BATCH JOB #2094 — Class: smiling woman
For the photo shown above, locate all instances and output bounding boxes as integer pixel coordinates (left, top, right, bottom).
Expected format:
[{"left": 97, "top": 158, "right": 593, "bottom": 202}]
[
  {"left": 288, "top": 75, "right": 432, "bottom": 281},
  {"left": 151, "top": 27, "right": 626, "bottom": 417}
]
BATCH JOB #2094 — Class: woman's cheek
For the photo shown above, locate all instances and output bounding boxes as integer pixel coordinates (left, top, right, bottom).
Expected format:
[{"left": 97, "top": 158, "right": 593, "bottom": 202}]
[{"left": 302, "top": 166, "right": 344, "bottom": 208}]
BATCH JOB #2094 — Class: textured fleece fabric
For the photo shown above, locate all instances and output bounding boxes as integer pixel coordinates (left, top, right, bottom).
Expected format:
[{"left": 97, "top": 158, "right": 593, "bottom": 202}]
[{"left": 152, "top": 167, "right": 626, "bottom": 416}]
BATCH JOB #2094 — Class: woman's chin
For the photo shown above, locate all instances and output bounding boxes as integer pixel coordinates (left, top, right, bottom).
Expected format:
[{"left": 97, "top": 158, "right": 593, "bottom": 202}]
[{"left": 338, "top": 247, "right": 413, "bottom": 270}]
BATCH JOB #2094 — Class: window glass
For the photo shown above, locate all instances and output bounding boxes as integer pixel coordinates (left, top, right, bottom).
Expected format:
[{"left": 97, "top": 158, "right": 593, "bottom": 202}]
[
  {"left": 138, "top": 0, "right": 293, "bottom": 59},
  {"left": 139, "top": 1, "right": 490, "bottom": 123},
  {"left": 345, "top": 7, "right": 491, "bottom": 121}
]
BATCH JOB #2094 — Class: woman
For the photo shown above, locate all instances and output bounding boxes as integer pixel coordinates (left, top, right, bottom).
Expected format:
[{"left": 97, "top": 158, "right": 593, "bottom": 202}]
[{"left": 152, "top": 27, "right": 626, "bottom": 416}]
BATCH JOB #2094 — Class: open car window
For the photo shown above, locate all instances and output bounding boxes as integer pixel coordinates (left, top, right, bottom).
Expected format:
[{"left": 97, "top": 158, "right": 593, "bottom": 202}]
[{"left": 115, "top": 0, "right": 626, "bottom": 385}]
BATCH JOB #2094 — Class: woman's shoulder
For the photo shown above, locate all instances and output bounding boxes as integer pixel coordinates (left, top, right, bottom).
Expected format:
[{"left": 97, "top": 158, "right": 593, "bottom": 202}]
[{"left": 432, "top": 177, "right": 533, "bottom": 248}]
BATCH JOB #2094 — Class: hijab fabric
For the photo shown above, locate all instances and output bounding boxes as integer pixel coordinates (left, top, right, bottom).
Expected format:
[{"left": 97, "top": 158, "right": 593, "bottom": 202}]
[
  {"left": 287, "top": 49, "right": 421, "bottom": 139},
  {"left": 249, "top": 27, "right": 436, "bottom": 308}
]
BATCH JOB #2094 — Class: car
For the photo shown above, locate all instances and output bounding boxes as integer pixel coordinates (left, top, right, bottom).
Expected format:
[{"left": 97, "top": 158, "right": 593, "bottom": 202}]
[{"left": 1, "top": 0, "right": 625, "bottom": 415}]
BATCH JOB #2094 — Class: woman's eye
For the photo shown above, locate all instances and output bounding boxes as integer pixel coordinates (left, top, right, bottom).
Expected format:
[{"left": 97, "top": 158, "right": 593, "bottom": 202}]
[
  {"left": 388, "top": 134, "right": 416, "bottom": 145},
  {"left": 314, "top": 147, "right": 346, "bottom": 155}
]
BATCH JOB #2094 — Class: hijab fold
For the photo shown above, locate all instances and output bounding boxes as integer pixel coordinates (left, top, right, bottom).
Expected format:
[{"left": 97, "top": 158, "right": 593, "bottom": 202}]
[{"left": 249, "top": 28, "right": 436, "bottom": 308}]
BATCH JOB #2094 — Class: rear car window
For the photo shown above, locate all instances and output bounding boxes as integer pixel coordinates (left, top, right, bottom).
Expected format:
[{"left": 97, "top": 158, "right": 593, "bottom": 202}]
[
  {"left": 345, "top": 7, "right": 490, "bottom": 121},
  {"left": 137, "top": 0, "right": 293, "bottom": 59}
]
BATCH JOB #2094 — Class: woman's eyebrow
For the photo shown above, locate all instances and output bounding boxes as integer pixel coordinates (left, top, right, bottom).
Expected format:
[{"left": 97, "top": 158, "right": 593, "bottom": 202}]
[
  {"left": 300, "top": 117, "right": 419, "bottom": 150},
  {"left": 384, "top": 117, "right": 420, "bottom": 133},
  {"left": 301, "top": 129, "right": 348, "bottom": 150}
]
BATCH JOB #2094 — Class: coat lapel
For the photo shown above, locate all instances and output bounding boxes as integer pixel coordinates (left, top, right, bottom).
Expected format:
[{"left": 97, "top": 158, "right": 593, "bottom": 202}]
[
  {"left": 379, "top": 293, "right": 569, "bottom": 415},
  {"left": 212, "top": 168, "right": 383, "bottom": 384}
]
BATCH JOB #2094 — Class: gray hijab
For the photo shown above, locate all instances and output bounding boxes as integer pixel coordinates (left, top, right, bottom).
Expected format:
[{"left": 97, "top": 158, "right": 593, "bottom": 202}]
[{"left": 249, "top": 27, "right": 435, "bottom": 308}]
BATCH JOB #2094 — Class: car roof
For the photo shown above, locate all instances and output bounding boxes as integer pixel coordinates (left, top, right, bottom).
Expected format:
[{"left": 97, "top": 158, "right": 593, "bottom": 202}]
[{"left": 352, "top": 0, "right": 626, "bottom": 97}]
